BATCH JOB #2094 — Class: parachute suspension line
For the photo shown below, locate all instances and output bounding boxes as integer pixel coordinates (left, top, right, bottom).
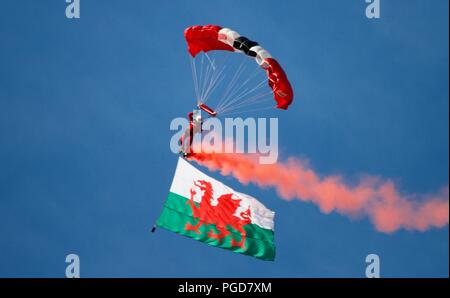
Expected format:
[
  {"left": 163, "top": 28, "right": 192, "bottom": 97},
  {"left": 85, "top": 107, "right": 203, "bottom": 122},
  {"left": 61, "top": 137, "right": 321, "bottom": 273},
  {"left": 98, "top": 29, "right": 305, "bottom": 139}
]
[
  {"left": 200, "top": 56, "right": 214, "bottom": 102},
  {"left": 202, "top": 53, "right": 231, "bottom": 105},
  {"left": 215, "top": 56, "right": 248, "bottom": 112},
  {"left": 215, "top": 58, "right": 254, "bottom": 112},
  {"left": 193, "top": 53, "right": 210, "bottom": 104},
  {"left": 217, "top": 80, "right": 266, "bottom": 113},
  {"left": 218, "top": 105, "right": 275, "bottom": 117},
  {"left": 217, "top": 77, "right": 270, "bottom": 114},
  {"left": 233, "top": 77, "right": 269, "bottom": 103},
  {"left": 226, "top": 90, "right": 273, "bottom": 111},
  {"left": 194, "top": 53, "right": 226, "bottom": 105},
  {"left": 231, "top": 64, "right": 265, "bottom": 98},
  {"left": 204, "top": 53, "right": 216, "bottom": 71},
  {"left": 219, "top": 92, "right": 274, "bottom": 115},
  {"left": 215, "top": 64, "right": 262, "bottom": 113},
  {"left": 214, "top": 64, "right": 245, "bottom": 112},
  {"left": 190, "top": 57, "right": 201, "bottom": 104},
  {"left": 228, "top": 92, "right": 273, "bottom": 111},
  {"left": 190, "top": 51, "right": 280, "bottom": 116},
  {"left": 201, "top": 55, "right": 221, "bottom": 103},
  {"left": 199, "top": 56, "right": 213, "bottom": 102},
  {"left": 197, "top": 54, "right": 206, "bottom": 103},
  {"left": 202, "top": 66, "right": 226, "bottom": 104}
]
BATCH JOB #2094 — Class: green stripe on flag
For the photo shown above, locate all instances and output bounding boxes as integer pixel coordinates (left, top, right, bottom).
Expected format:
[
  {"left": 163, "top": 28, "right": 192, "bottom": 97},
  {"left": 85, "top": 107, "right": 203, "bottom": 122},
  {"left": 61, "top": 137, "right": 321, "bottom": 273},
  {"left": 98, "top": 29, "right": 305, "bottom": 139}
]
[{"left": 156, "top": 192, "right": 276, "bottom": 261}]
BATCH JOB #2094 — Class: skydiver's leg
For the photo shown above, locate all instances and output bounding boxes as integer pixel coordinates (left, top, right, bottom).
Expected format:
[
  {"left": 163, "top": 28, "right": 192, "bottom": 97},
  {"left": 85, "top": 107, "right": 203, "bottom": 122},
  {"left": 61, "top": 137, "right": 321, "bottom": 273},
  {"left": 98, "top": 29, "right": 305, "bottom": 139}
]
[
  {"left": 188, "top": 127, "right": 194, "bottom": 153},
  {"left": 179, "top": 125, "right": 195, "bottom": 155},
  {"left": 179, "top": 129, "right": 188, "bottom": 155}
]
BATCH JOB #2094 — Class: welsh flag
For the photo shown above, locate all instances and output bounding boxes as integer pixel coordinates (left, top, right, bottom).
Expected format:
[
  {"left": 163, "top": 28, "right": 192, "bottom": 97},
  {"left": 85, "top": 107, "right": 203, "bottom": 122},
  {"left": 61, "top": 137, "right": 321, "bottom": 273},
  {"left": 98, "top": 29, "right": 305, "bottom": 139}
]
[{"left": 156, "top": 158, "right": 276, "bottom": 261}]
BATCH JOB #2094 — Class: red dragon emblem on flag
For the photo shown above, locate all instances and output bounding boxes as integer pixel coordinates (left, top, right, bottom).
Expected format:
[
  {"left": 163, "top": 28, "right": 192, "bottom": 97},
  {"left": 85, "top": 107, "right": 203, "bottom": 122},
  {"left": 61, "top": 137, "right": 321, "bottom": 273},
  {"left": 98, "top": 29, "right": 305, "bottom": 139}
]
[{"left": 184, "top": 180, "right": 252, "bottom": 248}]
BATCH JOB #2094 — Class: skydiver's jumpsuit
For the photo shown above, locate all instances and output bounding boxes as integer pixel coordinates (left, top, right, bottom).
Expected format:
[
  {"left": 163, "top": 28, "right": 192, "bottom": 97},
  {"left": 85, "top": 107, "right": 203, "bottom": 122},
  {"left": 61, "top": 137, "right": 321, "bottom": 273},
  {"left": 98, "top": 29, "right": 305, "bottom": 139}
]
[{"left": 179, "top": 112, "right": 201, "bottom": 154}]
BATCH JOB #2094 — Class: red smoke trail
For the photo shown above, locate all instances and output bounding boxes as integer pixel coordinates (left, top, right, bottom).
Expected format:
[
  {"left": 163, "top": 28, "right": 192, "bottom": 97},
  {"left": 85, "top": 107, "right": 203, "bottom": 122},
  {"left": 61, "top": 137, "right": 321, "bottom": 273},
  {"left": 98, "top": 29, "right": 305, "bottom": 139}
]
[{"left": 189, "top": 153, "right": 449, "bottom": 233}]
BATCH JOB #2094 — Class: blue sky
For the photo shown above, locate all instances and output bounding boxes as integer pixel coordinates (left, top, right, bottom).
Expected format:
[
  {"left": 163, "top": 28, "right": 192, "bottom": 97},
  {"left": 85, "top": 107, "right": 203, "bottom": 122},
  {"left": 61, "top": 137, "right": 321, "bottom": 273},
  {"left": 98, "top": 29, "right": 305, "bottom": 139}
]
[{"left": 0, "top": 0, "right": 448, "bottom": 277}]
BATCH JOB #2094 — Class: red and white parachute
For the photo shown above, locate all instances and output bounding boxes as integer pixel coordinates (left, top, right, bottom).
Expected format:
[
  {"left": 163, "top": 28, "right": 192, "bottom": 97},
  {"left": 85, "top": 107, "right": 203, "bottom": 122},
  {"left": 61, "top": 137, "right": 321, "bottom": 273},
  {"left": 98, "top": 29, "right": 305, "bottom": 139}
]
[{"left": 185, "top": 25, "right": 294, "bottom": 116}]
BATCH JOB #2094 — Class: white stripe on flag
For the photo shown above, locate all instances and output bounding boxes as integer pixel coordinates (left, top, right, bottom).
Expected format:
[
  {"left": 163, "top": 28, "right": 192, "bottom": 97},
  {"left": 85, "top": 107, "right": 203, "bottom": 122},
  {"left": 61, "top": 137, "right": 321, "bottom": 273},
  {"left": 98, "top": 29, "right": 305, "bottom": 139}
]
[{"left": 170, "top": 158, "right": 275, "bottom": 231}]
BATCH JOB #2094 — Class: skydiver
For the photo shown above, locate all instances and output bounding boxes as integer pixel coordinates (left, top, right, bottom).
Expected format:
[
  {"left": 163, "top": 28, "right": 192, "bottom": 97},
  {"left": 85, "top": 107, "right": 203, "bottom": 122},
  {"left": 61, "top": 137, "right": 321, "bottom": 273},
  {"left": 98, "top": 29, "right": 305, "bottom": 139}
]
[
  {"left": 179, "top": 103, "right": 216, "bottom": 158},
  {"left": 179, "top": 110, "right": 201, "bottom": 158}
]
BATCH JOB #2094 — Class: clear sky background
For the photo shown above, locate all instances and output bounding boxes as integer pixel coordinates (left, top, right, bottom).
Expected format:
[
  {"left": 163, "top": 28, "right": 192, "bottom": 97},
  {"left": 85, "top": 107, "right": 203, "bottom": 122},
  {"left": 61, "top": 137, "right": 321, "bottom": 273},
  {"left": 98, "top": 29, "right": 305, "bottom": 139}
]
[{"left": 0, "top": 0, "right": 448, "bottom": 277}]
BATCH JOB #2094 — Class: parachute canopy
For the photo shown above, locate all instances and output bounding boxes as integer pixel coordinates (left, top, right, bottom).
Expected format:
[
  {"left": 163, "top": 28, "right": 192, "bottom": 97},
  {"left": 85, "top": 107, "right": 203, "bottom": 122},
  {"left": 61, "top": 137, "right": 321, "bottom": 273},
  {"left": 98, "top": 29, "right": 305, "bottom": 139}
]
[{"left": 185, "top": 25, "right": 294, "bottom": 111}]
